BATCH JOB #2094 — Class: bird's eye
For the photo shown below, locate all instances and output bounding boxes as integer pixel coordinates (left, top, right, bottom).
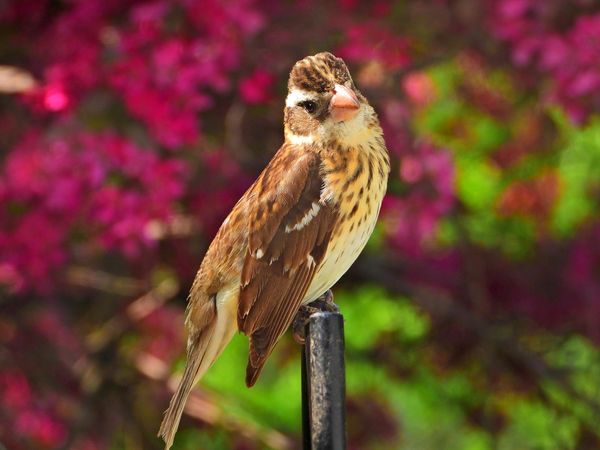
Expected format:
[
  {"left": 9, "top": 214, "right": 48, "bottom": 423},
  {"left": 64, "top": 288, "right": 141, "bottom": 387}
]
[{"left": 298, "top": 100, "right": 317, "bottom": 114}]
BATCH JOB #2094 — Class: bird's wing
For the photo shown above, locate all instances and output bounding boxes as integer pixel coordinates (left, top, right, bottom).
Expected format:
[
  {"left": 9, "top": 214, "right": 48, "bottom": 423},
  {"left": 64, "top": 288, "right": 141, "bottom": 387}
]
[{"left": 238, "top": 144, "right": 337, "bottom": 386}]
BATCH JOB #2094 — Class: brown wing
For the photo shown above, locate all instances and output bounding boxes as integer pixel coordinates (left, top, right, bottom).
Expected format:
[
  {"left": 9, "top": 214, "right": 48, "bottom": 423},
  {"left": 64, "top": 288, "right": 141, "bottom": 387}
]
[{"left": 238, "top": 144, "right": 337, "bottom": 386}]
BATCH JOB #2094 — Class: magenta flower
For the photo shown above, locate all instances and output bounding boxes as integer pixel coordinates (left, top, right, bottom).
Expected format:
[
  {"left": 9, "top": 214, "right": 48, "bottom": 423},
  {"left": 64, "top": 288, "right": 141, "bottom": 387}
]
[
  {"left": 0, "top": 131, "right": 186, "bottom": 292},
  {"left": 491, "top": 2, "right": 600, "bottom": 122},
  {"left": 22, "top": 82, "right": 71, "bottom": 114},
  {"left": 15, "top": 409, "right": 67, "bottom": 448},
  {"left": 108, "top": 0, "right": 263, "bottom": 148},
  {"left": 383, "top": 143, "right": 455, "bottom": 255},
  {"left": 0, "top": 371, "right": 32, "bottom": 409},
  {"left": 0, "top": 369, "right": 67, "bottom": 448},
  {"left": 337, "top": 22, "right": 411, "bottom": 70},
  {"left": 402, "top": 71, "right": 437, "bottom": 107},
  {"left": 399, "top": 155, "right": 424, "bottom": 184},
  {"left": 239, "top": 69, "right": 276, "bottom": 105}
]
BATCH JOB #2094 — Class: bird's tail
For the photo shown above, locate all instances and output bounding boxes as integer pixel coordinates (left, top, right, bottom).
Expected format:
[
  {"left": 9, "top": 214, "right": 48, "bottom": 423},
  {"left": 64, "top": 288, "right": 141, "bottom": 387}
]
[{"left": 158, "top": 299, "right": 236, "bottom": 450}]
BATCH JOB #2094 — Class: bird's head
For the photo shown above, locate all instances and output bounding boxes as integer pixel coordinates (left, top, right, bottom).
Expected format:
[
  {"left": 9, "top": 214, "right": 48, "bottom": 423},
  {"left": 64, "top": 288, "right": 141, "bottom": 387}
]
[{"left": 283, "top": 52, "right": 380, "bottom": 148}]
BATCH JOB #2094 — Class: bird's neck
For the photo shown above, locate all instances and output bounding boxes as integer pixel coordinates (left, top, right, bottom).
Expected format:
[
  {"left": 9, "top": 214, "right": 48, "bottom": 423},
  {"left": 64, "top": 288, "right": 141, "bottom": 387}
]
[{"left": 332, "top": 106, "right": 382, "bottom": 150}]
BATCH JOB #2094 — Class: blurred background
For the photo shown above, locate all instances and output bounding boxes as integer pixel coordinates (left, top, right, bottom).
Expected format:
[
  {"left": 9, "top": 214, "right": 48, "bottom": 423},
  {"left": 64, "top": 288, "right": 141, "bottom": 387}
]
[{"left": 1, "top": 0, "right": 600, "bottom": 449}]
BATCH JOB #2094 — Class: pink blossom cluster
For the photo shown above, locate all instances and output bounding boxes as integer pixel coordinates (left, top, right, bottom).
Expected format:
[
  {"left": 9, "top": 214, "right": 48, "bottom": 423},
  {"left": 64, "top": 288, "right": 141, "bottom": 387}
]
[
  {"left": 337, "top": 22, "right": 411, "bottom": 71},
  {"left": 136, "top": 307, "right": 185, "bottom": 363},
  {"left": 491, "top": 0, "right": 600, "bottom": 121},
  {"left": 109, "top": 0, "right": 264, "bottom": 148},
  {"left": 0, "top": 307, "right": 102, "bottom": 449},
  {"left": 0, "top": 370, "right": 66, "bottom": 449},
  {"left": 375, "top": 91, "right": 455, "bottom": 256},
  {"left": 542, "top": 14, "right": 600, "bottom": 122},
  {"left": 239, "top": 69, "right": 276, "bottom": 105},
  {"left": 21, "top": 0, "right": 122, "bottom": 113},
  {"left": 0, "top": 131, "right": 186, "bottom": 292},
  {"left": 16, "top": 0, "right": 264, "bottom": 147},
  {"left": 0, "top": 0, "right": 265, "bottom": 294},
  {"left": 490, "top": 0, "right": 558, "bottom": 67},
  {"left": 566, "top": 225, "right": 600, "bottom": 339},
  {"left": 383, "top": 143, "right": 455, "bottom": 255}
]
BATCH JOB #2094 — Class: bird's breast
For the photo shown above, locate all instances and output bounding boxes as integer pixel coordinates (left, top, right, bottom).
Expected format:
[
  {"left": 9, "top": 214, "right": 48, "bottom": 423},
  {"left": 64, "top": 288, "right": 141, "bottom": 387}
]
[{"left": 304, "top": 143, "right": 389, "bottom": 302}]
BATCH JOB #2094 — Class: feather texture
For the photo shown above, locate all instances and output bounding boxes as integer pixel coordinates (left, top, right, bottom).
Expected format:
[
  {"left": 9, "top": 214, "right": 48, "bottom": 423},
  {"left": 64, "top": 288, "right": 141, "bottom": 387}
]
[
  {"left": 158, "top": 51, "right": 389, "bottom": 450},
  {"left": 238, "top": 145, "right": 337, "bottom": 385}
]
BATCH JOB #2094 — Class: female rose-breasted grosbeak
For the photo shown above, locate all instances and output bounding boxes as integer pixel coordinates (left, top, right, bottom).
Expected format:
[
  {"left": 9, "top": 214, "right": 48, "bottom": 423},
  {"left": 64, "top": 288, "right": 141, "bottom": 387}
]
[{"left": 159, "top": 52, "right": 389, "bottom": 449}]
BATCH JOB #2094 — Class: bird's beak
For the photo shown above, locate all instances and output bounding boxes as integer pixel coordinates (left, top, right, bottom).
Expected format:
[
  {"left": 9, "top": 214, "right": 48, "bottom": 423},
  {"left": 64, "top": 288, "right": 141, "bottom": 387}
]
[{"left": 330, "top": 84, "right": 360, "bottom": 123}]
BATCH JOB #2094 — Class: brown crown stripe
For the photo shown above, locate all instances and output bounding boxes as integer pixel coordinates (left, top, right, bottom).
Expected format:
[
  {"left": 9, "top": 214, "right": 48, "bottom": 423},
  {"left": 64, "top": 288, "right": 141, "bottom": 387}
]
[{"left": 289, "top": 52, "right": 352, "bottom": 93}]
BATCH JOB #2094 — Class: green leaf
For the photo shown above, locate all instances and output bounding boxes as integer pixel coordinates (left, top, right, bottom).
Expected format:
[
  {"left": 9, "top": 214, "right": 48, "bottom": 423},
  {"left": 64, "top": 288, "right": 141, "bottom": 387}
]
[
  {"left": 553, "top": 119, "right": 600, "bottom": 236},
  {"left": 456, "top": 159, "right": 501, "bottom": 211}
]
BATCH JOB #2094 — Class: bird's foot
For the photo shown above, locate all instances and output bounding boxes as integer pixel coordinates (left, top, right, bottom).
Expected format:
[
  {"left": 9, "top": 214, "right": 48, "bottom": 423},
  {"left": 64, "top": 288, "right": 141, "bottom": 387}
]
[
  {"left": 292, "top": 290, "right": 339, "bottom": 344},
  {"left": 307, "top": 289, "right": 339, "bottom": 314}
]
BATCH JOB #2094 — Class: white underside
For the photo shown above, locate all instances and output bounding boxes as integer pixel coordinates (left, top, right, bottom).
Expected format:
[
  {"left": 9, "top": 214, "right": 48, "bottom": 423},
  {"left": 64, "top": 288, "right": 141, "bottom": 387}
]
[
  {"left": 195, "top": 281, "right": 239, "bottom": 381},
  {"left": 303, "top": 207, "right": 379, "bottom": 303}
]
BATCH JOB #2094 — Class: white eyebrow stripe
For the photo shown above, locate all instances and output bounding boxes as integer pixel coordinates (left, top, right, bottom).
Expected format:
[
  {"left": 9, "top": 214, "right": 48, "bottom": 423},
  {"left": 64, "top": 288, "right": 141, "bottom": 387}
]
[{"left": 285, "top": 89, "right": 315, "bottom": 108}]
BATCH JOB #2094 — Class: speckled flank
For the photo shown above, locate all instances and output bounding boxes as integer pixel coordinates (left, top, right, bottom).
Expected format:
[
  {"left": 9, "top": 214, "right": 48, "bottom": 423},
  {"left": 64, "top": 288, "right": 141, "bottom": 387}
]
[{"left": 304, "top": 135, "right": 389, "bottom": 302}]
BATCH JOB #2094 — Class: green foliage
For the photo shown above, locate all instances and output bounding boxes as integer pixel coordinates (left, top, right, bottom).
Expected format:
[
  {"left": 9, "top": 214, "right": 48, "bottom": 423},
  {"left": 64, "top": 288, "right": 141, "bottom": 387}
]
[
  {"left": 204, "top": 333, "right": 302, "bottom": 432},
  {"left": 456, "top": 159, "right": 501, "bottom": 212},
  {"left": 184, "top": 286, "right": 600, "bottom": 449},
  {"left": 553, "top": 119, "right": 600, "bottom": 235},
  {"left": 498, "top": 401, "right": 579, "bottom": 450},
  {"left": 341, "top": 285, "right": 429, "bottom": 349},
  {"left": 172, "top": 429, "right": 231, "bottom": 450}
]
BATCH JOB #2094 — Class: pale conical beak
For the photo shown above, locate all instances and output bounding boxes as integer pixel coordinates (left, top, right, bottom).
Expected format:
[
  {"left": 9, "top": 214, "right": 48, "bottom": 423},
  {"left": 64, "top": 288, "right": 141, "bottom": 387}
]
[{"left": 330, "top": 84, "right": 360, "bottom": 122}]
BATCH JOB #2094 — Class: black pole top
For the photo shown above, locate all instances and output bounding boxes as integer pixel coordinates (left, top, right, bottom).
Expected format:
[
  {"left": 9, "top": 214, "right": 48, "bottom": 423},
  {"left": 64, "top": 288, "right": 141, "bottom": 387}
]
[{"left": 302, "top": 312, "right": 346, "bottom": 450}]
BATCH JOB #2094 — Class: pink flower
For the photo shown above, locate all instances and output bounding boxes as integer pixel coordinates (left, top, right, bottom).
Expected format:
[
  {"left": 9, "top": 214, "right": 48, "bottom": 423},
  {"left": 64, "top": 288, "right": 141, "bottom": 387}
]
[
  {"left": 491, "top": 2, "right": 600, "bottom": 122},
  {"left": 0, "top": 263, "right": 24, "bottom": 293},
  {"left": 22, "top": 82, "right": 71, "bottom": 113},
  {"left": 15, "top": 410, "right": 66, "bottom": 448},
  {"left": 42, "top": 83, "right": 69, "bottom": 111},
  {"left": 136, "top": 306, "right": 185, "bottom": 362},
  {"left": 0, "top": 371, "right": 31, "bottom": 409},
  {"left": 402, "top": 71, "right": 437, "bottom": 106},
  {"left": 107, "top": 0, "right": 263, "bottom": 148},
  {"left": 239, "top": 69, "right": 276, "bottom": 105},
  {"left": 337, "top": 22, "right": 411, "bottom": 70},
  {"left": 383, "top": 143, "right": 455, "bottom": 255},
  {"left": 0, "top": 131, "right": 187, "bottom": 291},
  {"left": 400, "top": 156, "right": 423, "bottom": 183}
]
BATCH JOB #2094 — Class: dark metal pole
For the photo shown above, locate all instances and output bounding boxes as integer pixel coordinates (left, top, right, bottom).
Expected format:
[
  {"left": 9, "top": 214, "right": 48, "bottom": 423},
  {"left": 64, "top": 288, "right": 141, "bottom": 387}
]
[
  {"left": 301, "top": 347, "right": 311, "bottom": 450},
  {"left": 302, "top": 311, "right": 346, "bottom": 450}
]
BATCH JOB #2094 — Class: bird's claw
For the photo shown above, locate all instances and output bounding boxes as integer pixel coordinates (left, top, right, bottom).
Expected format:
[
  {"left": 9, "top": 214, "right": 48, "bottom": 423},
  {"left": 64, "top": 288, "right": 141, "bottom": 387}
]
[
  {"left": 292, "top": 305, "right": 318, "bottom": 345},
  {"left": 292, "top": 290, "right": 338, "bottom": 344}
]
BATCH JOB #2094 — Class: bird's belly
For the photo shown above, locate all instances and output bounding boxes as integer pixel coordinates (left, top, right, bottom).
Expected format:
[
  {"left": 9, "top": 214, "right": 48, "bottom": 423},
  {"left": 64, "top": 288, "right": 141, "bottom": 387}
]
[{"left": 303, "top": 204, "right": 379, "bottom": 303}]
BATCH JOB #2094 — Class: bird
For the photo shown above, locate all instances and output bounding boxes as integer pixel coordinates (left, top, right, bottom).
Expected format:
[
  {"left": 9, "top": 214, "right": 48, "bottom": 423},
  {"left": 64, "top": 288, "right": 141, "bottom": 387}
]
[{"left": 158, "top": 51, "right": 390, "bottom": 449}]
